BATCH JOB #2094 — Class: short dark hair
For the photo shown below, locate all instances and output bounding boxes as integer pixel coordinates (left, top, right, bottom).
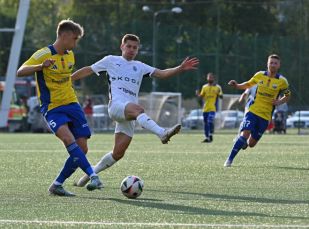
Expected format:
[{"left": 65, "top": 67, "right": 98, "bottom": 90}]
[
  {"left": 121, "top": 34, "right": 140, "bottom": 45},
  {"left": 57, "top": 19, "right": 84, "bottom": 38},
  {"left": 268, "top": 54, "right": 280, "bottom": 61}
]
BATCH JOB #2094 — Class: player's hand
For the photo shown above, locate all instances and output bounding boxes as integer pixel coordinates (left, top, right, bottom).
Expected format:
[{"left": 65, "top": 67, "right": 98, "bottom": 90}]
[
  {"left": 228, "top": 80, "right": 238, "bottom": 88},
  {"left": 272, "top": 99, "right": 281, "bottom": 106},
  {"left": 180, "top": 57, "right": 199, "bottom": 71},
  {"left": 42, "top": 59, "right": 55, "bottom": 68}
]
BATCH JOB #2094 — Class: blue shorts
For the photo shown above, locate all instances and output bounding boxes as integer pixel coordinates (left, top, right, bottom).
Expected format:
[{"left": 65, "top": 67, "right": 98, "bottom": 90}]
[
  {"left": 240, "top": 111, "right": 269, "bottom": 141},
  {"left": 44, "top": 103, "right": 91, "bottom": 139}
]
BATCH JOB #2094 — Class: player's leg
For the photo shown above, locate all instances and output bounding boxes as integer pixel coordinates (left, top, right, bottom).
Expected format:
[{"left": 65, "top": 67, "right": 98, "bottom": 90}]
[
  {"left": 247, "top": 116, "right": 269, "bottom": 148},
  {"left": 126, "top": 103, "right": 165, "bottom": 135},
  {"left": 47, "top": 104, "right": 101, "bottom": 195},
  {"left": 224, "top": 112, "right": 257, "bottom": 167},
  {"left": 202, "top": 112, "right": 210, "bottom": 142},
  {"left": 76, "top": 137, "right": 88, "bottom": 154},
  {"left": 208, "top": 112, "right": 215, "bottom": 142},
  {"left": 53, "top": 125, "right": 101, "bottom": 190},
  {"left": 67, "top": 103, "right": 103, "bottom": 191},
  {"left": 125, "top": 102, "right": 180, "bottom": 144},
  {"left": 75, "top": 121, "right": 133, "bottom": 187}
]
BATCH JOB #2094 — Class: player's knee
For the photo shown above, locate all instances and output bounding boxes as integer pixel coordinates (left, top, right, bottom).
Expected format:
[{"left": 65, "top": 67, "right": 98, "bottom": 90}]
[
  {"left": 112, "top": 151, "right": 125, "bottom": 161},
  {"left": 81, "top": 146, "right": 88, "bottom": 154},
  {"left": 136, "top": 106, "right": 145, "bottom": 115},
  {"left": 248, "top": 141, "right": 257, "bottom": 148}
]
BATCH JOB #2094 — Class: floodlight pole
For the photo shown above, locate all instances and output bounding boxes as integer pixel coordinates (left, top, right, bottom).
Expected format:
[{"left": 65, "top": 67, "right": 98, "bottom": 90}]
[{"left": 143, "top": 6, "right": 182, "bottom": 92}]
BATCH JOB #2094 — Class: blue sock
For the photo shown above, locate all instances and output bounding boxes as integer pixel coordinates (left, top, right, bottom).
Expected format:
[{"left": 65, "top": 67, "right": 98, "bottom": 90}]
[
  {"left": 228, "top": 136, "right": 247, "bottom": 161},
  {"left": 66, "top": 142, "right": 95, "bottom": 177},
  {"left": 204, "top": 122, "right": 209, "bottom": 138},
  {"left": 55, "top": 156, "right": 78, "bottom": 184},
  {"left": 209, "top": 122, "right": 214, "bottom": 135}
]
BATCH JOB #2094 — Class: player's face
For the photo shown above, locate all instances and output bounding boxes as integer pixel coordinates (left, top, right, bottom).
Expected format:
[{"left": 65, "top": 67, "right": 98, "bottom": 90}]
[
  {"left": 267, "top": 58, "right": 280, "bottom": 73},
  {"left": 207, "top": 74, "right": 215, "bottom": 84},
  {"left": 121, "top": 40, "right": 139, "bottom": 61},
  {"left": 62, "top": 31, "right": 80, "bottom": 50}
]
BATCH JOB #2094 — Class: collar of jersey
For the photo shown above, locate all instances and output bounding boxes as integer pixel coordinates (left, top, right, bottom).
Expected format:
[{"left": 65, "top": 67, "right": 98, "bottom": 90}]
[
  {"left": 263, "top": 71, "right": 280, "bottom": 79},
  {"left": 48, "top": 45, "right": 69, "bottom": 56}
]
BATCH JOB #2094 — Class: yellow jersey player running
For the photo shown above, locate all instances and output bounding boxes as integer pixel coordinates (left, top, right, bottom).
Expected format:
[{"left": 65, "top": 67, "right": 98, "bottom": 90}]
[
  {"left": 196, "top": 73, "right": 223, "bottom": 143},
  {"left": 17, "top": 19, "right": 103, "bottom": 196},
  {"left": 224, "top": 54, "right": 290, "bottom": 167}
]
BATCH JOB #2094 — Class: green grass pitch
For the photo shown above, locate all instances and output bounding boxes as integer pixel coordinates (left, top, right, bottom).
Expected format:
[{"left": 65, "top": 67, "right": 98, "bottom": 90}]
[{"left": 0, "top": 131, "right": 308, "bottom": 228}]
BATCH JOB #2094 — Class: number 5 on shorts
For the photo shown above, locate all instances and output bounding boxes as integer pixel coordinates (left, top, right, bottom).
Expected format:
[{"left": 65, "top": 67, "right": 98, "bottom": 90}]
[{"left": 49, "top": 120, "right": 56, "bottom": 128}]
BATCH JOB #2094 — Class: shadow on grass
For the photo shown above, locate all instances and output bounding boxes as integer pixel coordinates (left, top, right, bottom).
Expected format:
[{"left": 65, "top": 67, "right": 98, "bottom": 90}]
[
  {"left": 107, "top": 197, "right": 266, "bottom": 217},
  {"left": 145, "top": 189, "right": 309, "bottom": 205},
  {"left": 81, "top": 194, "right": 308, "bottom": 219},
  {"left": 273, "top": 166, "right": 309, "bottom": 171}
]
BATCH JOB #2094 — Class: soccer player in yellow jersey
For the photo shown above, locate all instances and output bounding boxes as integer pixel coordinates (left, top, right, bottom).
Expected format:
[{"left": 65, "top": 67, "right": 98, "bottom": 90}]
[
  {"left": 196, "top": 73, "right": 223, "bottom": 143},
  {"left": 17, "top": 19, "right": 103, "bottom": 196},
  {"left": 224, "top": 54, "right": 290, "bottom": 167}
]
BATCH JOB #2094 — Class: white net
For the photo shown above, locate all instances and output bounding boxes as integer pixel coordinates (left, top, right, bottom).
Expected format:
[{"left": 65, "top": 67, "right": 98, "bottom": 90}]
[{"left": 139, "top": 92, "right": 182, "bottom": 128}]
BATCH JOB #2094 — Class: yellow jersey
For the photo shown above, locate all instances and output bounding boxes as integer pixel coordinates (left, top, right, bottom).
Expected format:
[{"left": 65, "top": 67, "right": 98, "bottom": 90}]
[
  {"left": 247, "top": 71, "right": 290, "bottom": 121},
  {"left": 200, "top": 84, "right": 223, "bottom": 112},
  {"left": 22, "top": 45, "right": 78, "bottom": 113}
]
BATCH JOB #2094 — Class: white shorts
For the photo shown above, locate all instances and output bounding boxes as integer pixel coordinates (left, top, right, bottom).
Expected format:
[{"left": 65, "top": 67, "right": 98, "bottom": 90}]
[{"left": 108, "top": 100, "right": 135, "bottom": 137}]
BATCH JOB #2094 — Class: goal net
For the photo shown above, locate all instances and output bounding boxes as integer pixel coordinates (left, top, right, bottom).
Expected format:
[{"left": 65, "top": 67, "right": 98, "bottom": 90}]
[{"left": 138, "top": 92, "right": 182, "bottom": 128}]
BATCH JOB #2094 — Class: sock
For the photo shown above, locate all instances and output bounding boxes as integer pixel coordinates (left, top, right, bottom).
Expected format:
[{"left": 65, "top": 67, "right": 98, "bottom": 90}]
[
  {"left": 55, "top": 156, "right": 78, "bottom": 185},
  {"left": 136, "top": 113, "right": 165, "bottom": 137},
  {"left": 209, "top": 122, "right": 214, "bottom": 135},
  {"left": 66, "top": 142, "right": 96, "bottom": 177},
  {"left": 76, "top": 152, "right": 116, "bottom": 187},
  {"left": 94, "top": 152, "right": 117, "bottom": 173},
  {"left": 204, "top": 122, "right": 209, "bottom": 139},
  {"left": 227, "top": 136, "right": 247, "bottom": 161}
]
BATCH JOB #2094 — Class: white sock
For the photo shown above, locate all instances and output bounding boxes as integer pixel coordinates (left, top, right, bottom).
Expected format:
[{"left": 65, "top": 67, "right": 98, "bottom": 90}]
[
  {"left": 94, "top": 152, "right": 117, "bottom": 173},
  {"left": 136, "top": 113, "right": 165, "bottom": 137}
]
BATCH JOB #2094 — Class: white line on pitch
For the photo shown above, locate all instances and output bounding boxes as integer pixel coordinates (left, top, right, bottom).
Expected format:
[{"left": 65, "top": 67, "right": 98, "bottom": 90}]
[{"left": 0, "top": 220, "right": 308, "bottom": 228}]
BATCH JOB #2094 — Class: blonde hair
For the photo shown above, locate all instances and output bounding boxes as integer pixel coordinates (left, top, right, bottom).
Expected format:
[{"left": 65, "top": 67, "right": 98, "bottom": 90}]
[
  {"left": 57, "top": 19, "right": 84, "bottom": 38},
  {"left": 121, "top": 34, "right": 140, "bottom": 45}
]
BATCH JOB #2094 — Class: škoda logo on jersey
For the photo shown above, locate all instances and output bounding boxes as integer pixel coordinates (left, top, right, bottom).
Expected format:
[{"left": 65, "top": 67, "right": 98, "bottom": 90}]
[{"left": 110, "top": 76, "right": 140, "bottom": 86}]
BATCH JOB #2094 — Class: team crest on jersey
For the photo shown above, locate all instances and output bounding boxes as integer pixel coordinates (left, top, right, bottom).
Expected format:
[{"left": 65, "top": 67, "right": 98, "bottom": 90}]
[
  {"left": 68, "top": 62, "right": 73, "bottom": 69},
  {"left": 272, "top": 84, "right": 278, "bottom": 89},
  {"left": 258, "top": 80, "right": 263, "bottom": 85},
  {"left": 133, "top": 66, "right": 137, "bottom": 71}
]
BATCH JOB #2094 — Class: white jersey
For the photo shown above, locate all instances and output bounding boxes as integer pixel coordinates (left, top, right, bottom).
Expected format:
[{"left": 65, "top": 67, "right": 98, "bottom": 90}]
[{"left": 91, "top": 55, "right": 156, "bottom": 103}]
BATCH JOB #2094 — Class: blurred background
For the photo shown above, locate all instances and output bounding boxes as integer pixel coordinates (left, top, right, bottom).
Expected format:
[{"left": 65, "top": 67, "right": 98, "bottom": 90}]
[{"left": 1, "top": 0, "right": 308, "bottom": 133}]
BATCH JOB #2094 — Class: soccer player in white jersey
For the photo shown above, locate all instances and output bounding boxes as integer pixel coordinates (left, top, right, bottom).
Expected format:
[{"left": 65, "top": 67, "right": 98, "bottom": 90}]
[{"left": 71, "top": 34, "right": 199, "bottom": 187}]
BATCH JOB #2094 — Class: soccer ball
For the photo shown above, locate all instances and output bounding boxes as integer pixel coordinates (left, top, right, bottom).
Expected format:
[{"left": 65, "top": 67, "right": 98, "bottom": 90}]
[{"left": 120, "top": 175, "right": 144, "bottom": 199}]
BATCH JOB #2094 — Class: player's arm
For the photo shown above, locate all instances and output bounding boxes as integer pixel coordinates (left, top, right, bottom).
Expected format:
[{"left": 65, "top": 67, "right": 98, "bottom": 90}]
[
  {"left": 272, "top": 89, "right": 291, "bottom": 106},
  {"left": 239, "top": 89, "right": 249, "bottom": 103},
  {"left": 152, "top": 57, "right": 199, "bottom": 79},
  {"left": 71, "top": 66, "right": 94, "bottom": 81},
  {"left": 196, "top": 89, "right": 202, "bottom": 97},
  {"left": 218, "top": 86, "right": 223, "bottom": 99},
  {"left": 17, "top": 59, "right": 55, "bottom": 77},
  {"left": 228, "top": 80, "right": 251, "bottom": 90}
]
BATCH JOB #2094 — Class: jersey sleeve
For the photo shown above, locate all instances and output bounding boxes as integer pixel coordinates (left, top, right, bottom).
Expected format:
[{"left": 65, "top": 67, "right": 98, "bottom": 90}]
[
  {"left": 140, "top": 62, "right": 156, "bottom": 78},
  {"left": 23, "top": 48, "right": 49, "bottom": 66},
  {"left": 91, "top": 55, "right": 111, "bottom": 76},
  {"left": 199, "top": 85, "right": 206, "bottom": 97},
  {"left": 247, "top": 72, "right": 261, "bottom": 86}
]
